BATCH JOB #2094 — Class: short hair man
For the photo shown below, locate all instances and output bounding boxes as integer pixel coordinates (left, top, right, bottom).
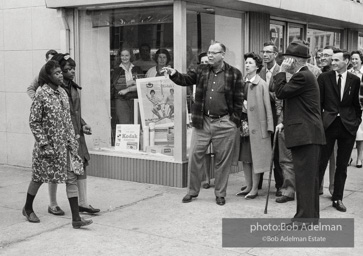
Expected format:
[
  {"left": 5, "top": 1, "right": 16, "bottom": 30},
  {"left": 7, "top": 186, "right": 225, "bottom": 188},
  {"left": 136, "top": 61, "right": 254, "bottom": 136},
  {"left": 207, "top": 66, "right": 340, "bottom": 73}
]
[
  {"left": 320, "top": 46, "right": 336, "bottom": 73},
  {"left": 259, "top": 42, "right": 284, "bottom": 197},
  {"left": 162, "top": 42, "right": 243, "bottom": 206},
  {"left": 275, "top": 41, "right": 325, "bottom": 225},
  {"left": 318, "top": 49, "right": 362, "bottom": 212}
]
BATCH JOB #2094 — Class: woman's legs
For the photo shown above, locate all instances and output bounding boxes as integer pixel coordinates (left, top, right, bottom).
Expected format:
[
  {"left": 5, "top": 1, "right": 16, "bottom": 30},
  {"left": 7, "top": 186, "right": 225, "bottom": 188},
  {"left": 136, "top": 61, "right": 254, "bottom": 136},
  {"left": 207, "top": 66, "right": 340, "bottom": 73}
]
[
  {"left": 249, "top": 172, "right": 261, "bottom": 196},
  {"left": 240, "top": 162, "right": 252, "bottom": 193},
  {"left": 48, "top": 183, "right": 58, "bottom": 208},
  {"left": 356, "top": 141, "right": 363, "bottom": 167},
  {"left": 23, "top": 180, "right": 42, "bottom": 222},
  {"left": 66, "top": 167, "right": 92, "bottom": 228}
]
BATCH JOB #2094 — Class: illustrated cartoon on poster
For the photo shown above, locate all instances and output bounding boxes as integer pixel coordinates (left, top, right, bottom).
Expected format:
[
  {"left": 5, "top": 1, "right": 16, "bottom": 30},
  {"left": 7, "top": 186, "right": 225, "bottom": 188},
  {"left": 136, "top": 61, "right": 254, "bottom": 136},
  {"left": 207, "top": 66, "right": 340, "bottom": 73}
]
[{"left": 137, "top": 76, "right": 176, "bottom": 128}]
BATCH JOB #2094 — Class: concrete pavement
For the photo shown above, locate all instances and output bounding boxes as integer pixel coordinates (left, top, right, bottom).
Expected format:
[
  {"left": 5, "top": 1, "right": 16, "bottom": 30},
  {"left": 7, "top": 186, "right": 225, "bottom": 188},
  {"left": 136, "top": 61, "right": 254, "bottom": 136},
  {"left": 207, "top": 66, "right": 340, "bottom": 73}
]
[{"left": 0, "top": 159, "right": 362, "bottom": 256}]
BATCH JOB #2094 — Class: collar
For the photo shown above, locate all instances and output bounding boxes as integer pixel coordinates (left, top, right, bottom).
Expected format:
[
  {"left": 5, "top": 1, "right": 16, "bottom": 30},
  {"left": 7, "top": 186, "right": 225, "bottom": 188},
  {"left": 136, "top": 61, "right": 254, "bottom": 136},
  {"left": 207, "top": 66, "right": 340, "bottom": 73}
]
[
  {"left": 349, "top": 66, "right": 363, "bottom": 74},
  {"left": 43, "top": 84, "right": 61, "bottom": 95},
  {"left": 120, "top": 63, "right": 134, "bottom": 71},
  {"left": 335, "top": 70, "right": 348, "bottom": 79},
  {"left": 210, "top": 62, "right": 225, "bottom": 73},
  {"left": 267, "top": 63, "right": 277, "bottom": 73},
  {"left": 295, "top": 65, "right": 306, "bottom": 74},
  {"left": 246, "top": 75, "right": 256, "bottom": 83}
]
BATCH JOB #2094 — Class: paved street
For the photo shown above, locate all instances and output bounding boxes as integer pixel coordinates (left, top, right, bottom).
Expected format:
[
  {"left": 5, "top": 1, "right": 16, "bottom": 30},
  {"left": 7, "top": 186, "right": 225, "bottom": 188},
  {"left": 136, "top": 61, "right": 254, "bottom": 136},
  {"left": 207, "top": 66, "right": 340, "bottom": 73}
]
[{"left": 0, "top": 159, "right": 362, "bottom": 256}]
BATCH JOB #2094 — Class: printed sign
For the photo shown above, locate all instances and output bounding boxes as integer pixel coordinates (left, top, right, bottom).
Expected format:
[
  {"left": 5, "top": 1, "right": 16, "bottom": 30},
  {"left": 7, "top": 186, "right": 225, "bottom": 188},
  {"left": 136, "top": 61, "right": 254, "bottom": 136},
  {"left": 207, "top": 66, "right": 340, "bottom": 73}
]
[{"left": 115, "top": 124, "right": 140, "bottom": 151}]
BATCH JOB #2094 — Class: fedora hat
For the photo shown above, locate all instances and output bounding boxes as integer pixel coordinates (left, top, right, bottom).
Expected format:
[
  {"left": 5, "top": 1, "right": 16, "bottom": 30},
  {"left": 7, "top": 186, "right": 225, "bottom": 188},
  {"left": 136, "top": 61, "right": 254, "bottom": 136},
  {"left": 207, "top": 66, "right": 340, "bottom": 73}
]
[{"left": 283, "top": 41, "right": 310, "bottom": 58}]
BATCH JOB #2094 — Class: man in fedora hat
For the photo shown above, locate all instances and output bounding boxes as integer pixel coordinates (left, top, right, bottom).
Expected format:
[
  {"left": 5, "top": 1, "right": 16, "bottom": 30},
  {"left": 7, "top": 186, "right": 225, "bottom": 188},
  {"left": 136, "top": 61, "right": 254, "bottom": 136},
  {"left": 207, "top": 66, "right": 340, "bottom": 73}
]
[{"left": 274, "top": 41, "right": 325, "bottom": 225}]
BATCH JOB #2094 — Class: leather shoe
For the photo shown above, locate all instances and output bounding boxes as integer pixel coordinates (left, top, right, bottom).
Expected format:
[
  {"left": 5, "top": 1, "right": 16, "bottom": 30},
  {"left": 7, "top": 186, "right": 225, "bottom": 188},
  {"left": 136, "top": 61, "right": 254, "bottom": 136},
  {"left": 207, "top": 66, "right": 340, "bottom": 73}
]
[
  {"left": 236, "top": 190, "right": 250, "bottom": 196},
  {"left": 79, "top": 205, "right": 100, "bottom": 214},
  {"left": 202, "top": 183, "right": 211, "bottom": 189},
  {"left": 240, "top": 185, "right": 247, "bottom": 191},
  {"left": 245, "top": 193, "right": 258, "bottom": 199},
  {"left": 182, "top": 194, "right": 198, "bottom": 203},
  {"left": 332, "top": 200, "right": 347, "bottom": 212},
  {"left": 276, "top": 195, "right": 294, "bottom": 203},
  {"left": 275, "top": 188, "right": 282, "bottom": 197},
  {"left": 22, "top": 207, "right": 40, "bottom": 223},
  {"left": 48, "top": 206, "right": 65, "bottom": 216},
  {"left": 216, "top": 197, "right": 225, "bottom": 205},
  {"left": 356, "top": 165, "right": 362, "bottom": 168},
  {"left": 72, "top": 217, "right": 93, "bottom": 229}
]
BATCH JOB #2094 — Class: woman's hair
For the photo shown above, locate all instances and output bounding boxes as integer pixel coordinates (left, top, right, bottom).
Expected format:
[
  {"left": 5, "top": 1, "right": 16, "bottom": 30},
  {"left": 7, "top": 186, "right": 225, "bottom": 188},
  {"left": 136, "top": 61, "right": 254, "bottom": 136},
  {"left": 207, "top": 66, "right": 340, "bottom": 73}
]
[
  {"left": 51, "top": 53, "right": 76, "bottom": 71},
  {"left": 244, "top": 52, "right": 263, "bottom": 73},
  {"left": 198, "top": 52, "right": 207, "bottom": 64},
  {"left": 154, "top": 48, "right": 171, "bottom": 65},
  {"left": 351, "top": 50, "right": 363, "bottom": 63},
  {"left": 119, "top": 48, "right": 135, "bottom": 62},
  {"left": 45, "top": 60, "right": 61, "bottom": 75}
]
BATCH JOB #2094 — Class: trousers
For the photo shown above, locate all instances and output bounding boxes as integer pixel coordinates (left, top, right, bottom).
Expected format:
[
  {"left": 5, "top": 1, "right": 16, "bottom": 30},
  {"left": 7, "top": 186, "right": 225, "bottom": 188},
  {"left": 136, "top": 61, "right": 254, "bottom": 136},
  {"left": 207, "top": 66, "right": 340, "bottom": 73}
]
[
  {"left": 278, "top": 130, "right": 295, "bottom": 198},
  {"left": 291, "top": 144, "right": 321, "bottom": 220},
  {"left": 187, "top": 115, "right": 237, "bottom": 197}
]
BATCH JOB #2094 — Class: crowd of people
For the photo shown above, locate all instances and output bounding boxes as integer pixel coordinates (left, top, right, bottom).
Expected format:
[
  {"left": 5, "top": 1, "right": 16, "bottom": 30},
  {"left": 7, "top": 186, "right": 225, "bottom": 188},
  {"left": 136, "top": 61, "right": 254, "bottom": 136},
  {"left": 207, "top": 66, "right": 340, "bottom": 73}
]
[
  {"left": 23, "top": 40, "right": 362, "bottom": 229},
  {"left": 164, "top": 40, "right": 362, "bottom": 228}
]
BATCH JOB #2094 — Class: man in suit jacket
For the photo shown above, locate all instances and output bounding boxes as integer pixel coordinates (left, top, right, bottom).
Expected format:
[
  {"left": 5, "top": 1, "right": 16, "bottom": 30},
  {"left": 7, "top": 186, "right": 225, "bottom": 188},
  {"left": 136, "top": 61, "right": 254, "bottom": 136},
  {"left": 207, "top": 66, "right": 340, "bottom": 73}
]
[
  {"left": 162, "top": 42, "right": 243, "bottom": 206},
  {"left": 259, "top": 42, "right": 284, "bottom": 197},
  {"left": 318, "top": 49, "right": 362, "bottom": 212},
  {"left": 275, "top": 41, "right": 325, "bottom": 224}
]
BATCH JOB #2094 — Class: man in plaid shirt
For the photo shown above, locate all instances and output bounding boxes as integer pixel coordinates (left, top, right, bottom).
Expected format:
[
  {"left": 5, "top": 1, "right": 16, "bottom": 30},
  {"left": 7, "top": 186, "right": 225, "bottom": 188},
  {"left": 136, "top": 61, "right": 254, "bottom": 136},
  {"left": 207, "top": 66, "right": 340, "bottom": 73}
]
[{"left": 162, "top": 42, "right": 243, "bottom": 205}]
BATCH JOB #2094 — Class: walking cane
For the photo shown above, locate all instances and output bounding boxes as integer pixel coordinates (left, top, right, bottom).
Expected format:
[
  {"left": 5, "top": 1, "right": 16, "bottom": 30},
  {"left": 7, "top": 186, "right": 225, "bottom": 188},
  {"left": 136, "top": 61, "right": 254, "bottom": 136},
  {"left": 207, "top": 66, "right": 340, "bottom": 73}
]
[{"left": 264, "top": 130, "right": 279, "bottom": 214}]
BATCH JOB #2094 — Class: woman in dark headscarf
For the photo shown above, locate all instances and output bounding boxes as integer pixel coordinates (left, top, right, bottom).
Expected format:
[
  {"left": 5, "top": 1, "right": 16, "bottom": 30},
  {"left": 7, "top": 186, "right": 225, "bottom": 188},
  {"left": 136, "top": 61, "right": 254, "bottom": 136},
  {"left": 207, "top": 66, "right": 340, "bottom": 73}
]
[{"left": 23, "top": 60, "right": 92, "bottom": 228}]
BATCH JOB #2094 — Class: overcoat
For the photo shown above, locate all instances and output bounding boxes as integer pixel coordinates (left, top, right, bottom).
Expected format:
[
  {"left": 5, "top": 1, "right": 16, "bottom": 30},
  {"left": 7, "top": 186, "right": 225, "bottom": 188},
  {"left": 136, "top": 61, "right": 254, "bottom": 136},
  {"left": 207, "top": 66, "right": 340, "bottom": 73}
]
[
  {"left": 30, "top": 84, "right": 82, "bottom": 183},
  {"left": 245, "top": 75, "right": 274, "bottom": 173},
  {"left": 62, "top": 80, "right": 90, "bottom": 164}
]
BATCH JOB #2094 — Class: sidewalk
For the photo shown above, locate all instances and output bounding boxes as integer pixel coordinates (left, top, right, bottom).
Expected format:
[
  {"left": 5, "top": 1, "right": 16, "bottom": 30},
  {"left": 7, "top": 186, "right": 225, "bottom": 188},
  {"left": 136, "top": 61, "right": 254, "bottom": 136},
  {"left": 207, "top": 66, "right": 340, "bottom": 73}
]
[{"left": 0, "top": 160, "right": 362, "bottom": 256}]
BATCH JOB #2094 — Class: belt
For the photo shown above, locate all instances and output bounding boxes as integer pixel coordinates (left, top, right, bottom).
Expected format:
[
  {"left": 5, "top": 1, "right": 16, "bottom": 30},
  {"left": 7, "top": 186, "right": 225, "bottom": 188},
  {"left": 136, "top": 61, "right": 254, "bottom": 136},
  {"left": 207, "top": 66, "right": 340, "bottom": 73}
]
[{"left": 204, "top": 113, "right": 228, "bottom": 119}]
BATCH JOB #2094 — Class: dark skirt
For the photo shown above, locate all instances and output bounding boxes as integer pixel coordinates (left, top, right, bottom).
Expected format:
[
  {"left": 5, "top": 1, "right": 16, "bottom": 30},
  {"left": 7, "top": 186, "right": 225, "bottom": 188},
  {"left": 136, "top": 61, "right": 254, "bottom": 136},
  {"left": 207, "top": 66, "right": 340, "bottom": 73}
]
[{"left": 239, "top": 136, "right": 252, "bottom": 163}]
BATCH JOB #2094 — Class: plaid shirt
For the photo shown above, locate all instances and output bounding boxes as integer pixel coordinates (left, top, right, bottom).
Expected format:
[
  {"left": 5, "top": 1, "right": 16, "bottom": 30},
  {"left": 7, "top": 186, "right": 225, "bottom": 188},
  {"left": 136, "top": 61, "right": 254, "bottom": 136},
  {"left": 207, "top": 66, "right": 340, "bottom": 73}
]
[{"left": 170, "top": 62, "right": 243, "bottom": 129}]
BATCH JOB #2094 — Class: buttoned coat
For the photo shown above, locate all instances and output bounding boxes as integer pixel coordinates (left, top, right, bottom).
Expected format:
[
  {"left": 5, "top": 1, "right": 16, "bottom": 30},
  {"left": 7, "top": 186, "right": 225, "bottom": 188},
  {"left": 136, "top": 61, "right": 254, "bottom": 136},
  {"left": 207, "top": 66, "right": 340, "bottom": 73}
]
[
  {"left": 245, "top": 75, "right": 274, "bottom": 173},
  {"left": 260, "top": 64, "right": 282, "bottom": 126},
  {"left": 275, "top": 66, "right": 325, "bottom": 148},
  {"left": 30, "top": 84, "right": 82, "bottom": 183},
  {"left": 318, "top": 70, "right": 362, "bottom": 136},
  {"left": 170, "top": 62, "right": 243, "bottom": 128}
]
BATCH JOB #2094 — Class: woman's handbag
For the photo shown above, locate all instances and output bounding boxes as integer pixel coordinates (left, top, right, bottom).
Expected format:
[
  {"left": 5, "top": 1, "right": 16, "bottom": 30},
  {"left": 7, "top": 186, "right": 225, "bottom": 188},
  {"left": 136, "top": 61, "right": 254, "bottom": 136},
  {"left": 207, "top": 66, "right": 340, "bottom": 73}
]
[
  {"left": 240, "top": 100, "right": 249, "bottom": 137},
  {"left": 240, "top": 118, "right": 249, "bottom": 137}
]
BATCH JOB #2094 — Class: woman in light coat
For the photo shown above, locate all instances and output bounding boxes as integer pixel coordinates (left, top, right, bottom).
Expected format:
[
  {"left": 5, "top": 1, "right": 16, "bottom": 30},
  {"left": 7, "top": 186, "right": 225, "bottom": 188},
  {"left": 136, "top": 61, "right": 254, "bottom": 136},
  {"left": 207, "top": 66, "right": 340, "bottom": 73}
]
[{"left": 237, "top": 52, "right": 274, "bottom": 199}]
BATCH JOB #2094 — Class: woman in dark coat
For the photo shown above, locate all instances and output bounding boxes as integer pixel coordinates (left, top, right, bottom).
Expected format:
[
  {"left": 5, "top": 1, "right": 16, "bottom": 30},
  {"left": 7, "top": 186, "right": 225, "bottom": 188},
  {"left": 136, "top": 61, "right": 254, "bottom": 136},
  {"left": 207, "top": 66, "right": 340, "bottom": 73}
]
[
  {"left": 51, "top": 53, "right": 100, "bottom": 214},
  {"left": 111, "top": 48, "right": 144, "bottom": 124}
]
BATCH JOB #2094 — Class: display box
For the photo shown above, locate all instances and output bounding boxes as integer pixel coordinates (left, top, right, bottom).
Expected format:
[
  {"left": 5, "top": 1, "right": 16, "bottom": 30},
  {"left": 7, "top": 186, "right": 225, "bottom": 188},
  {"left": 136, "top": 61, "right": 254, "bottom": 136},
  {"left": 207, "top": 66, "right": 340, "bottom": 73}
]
[{"left": 146, "top": 145, "right": 174, "bottom": 156}]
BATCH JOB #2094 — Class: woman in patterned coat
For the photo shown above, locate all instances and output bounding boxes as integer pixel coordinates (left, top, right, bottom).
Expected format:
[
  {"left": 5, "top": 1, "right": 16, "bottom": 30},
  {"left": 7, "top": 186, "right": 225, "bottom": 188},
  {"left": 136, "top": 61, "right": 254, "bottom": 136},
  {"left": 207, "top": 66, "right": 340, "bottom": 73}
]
[{"left": 22, "top": 60, "right": 92, "bottom": 229}]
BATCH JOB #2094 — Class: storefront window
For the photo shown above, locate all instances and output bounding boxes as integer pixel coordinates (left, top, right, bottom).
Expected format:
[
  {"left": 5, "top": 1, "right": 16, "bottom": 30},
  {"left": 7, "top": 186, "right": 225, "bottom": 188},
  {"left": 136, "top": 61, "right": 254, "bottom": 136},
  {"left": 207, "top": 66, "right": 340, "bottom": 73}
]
[
  {"left": 288, "top": 24, "right": 304, "bottom": 44},
  {"left": 358, "top": 34, "right": 363, "bottom": 50},
  {"left": 307, "top": 27, "right": 341, "bottom": 58},
  {"left": 79, "top": 6, "right": 176, "bottom": 157},
  {"left": 270, "top": 22, "right": 285, "bottom": 52}
]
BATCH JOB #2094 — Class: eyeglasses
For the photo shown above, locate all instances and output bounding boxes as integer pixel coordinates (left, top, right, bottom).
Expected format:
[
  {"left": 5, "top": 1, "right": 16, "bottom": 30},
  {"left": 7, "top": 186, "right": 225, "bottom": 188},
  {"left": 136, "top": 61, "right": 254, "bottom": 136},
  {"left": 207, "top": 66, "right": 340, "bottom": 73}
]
[
  {"left": 261, "top": 50, "right": 276, "bottom": 54},
  {"left": 322, "top": 54, "right": 332, "bottom": 58},
  {"left": 207, "top": 51, "right": 223, "bottom": 55}
]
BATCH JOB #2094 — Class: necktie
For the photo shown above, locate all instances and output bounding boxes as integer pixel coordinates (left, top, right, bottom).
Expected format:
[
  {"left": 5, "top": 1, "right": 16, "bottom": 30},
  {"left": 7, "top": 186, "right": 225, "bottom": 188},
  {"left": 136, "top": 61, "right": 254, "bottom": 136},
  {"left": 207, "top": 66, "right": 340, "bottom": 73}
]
[
  {"left": 266, "top": 70, "right": 272, "bottom": 85},
  {"left": 338, "top": 74, "right": 342, "bottom": 101}
]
